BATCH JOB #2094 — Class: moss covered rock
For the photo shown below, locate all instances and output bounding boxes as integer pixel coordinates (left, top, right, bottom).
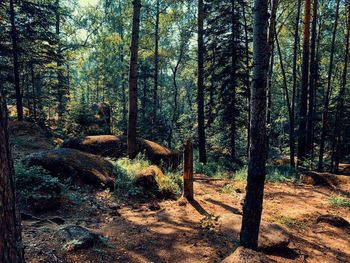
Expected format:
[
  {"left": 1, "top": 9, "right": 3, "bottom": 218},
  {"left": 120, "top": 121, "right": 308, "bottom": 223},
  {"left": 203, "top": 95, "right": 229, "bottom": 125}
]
[
  {"left": 24, "top": 148, "right": 115, "bottom": 189},
  {"left": 62, "top": 135, "right": 181, "bottom": 169}
]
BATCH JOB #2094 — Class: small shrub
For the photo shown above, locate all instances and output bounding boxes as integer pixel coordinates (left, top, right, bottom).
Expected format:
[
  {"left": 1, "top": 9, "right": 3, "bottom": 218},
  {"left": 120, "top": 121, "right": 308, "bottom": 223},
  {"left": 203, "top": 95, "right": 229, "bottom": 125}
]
[
  {"left": 266, "top": 165, "right": 299, "bottom": 183},
  {"left": 221, "top": 184, "right": 241, "bottom": 196},
  {"left": 234, "top": 166, "right": 248, "bottom": 181},
  {"left": 15, "top": 163, "right": 64, "bottom": 205},
  {"left": 276, "top": 215, "right": 304, "bottom": 229},
  {"left": 156, "top": 173, "right": 182, "bottom": 198},
  {"left": 234, "top": 165, "right": 298, "bottom": 183},
  {"left": 113, "top": 156, "right": 181, "bottom": 198},
  {"left": 194, "top": 160, "right": 235, "bottom": 179},
  {"left": 200, "top": 213, "right": 219, "bottom": 230},
  {"left": 329, "top": 196, "right": 350, "bottom": 209}
]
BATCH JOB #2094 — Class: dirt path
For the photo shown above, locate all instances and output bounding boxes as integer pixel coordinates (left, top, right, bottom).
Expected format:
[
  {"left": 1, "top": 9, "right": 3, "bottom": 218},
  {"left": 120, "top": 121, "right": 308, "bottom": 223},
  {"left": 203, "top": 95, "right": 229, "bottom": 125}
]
[{"left": 23, "top": 180, "right": 350, "bottom": 263}]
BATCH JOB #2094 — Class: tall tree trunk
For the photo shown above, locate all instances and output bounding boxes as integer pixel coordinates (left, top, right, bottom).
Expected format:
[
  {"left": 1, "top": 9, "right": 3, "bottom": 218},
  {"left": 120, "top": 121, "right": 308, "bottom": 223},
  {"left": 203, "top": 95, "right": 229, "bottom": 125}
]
[
  {"left": 318, "top": 0, "right": 340, "bottom": 171},
  {"left": 276, "top": 30, "right": 294, "bottom": 160},
  {"left": 9, "top": 0, "right": 23, "bottom": 121},
  {"left": 197, "top": 0, "right": 206, "bottom": 164},
  {"left": 230, "top": 0, "right": 237, "bottom": 162},
  {"left": 31, "top": 64, "right": 37, "bottom": 121},
  {"left": 0, "top": 91, "right": 25, "bottom": 263},
  {"left": 306, "top": 0, "right": 318, "bottom": 157},
  {"left": 240, "top": 0, "right": 269, "bottom": 250},
  {"left": 266, "top": 0, "right": 278, "bottom": 158},
  {"left": 242, "top": 0, "right": 251, "bottom": 158},
  {"left": 56, "top": 0, "right": 65, "bottom": 118},
  {"left": 152, "top": 0, "right": 160, "bottom": 139},
  {"left": 127, "top": 0, "right": 141, "bottom": 158},
  {"left": 332, "top": 2, "right": 349, "bottom": 172},
  {"left": 297, "top": 0, "right": 311, "bottom": 166},
  {"left": 290, "top": 0, "right": 302, "bottom": 167}
]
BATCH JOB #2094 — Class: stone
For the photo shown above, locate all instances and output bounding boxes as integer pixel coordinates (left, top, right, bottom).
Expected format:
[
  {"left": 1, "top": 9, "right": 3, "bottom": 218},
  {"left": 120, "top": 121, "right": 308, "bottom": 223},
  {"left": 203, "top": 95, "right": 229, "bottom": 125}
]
[
  {"left": 316, "top": 214, "right": 350, "bottom": 229},
  {"left": 57, "top": 225, "right": 101, "bottom": 251},
  {"left": 222, "top": 247, "right": 276, "bottom": 263}
]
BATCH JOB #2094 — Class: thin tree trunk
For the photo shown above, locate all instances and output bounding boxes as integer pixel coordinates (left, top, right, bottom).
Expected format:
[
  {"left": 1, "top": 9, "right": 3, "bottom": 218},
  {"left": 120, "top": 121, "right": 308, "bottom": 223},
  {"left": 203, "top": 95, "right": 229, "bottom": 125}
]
[
  {"left": 290, "top": 0, "right": 302, "bottom": 167},
  {"left": 332, "top": 2, "right": 349, "bottom": 173},
  {"left": 306, "top": 0, "right": 318, "bottom": 157},
  {"left": 197, "top": 0, "right": 206, "bottom": 164},
  {"left": 152, "top": 0, "right": 160, "bottom": 139},
  {"left": 297, "top": 0, "right": 311, "bottom": 166},
  {"left": 9, "top": 0, "right": 23, "bottom": 121},
  {"left": 0, "top": 91, "right": 25, "bottom": 263},
  {"left": 242, "top": 0, "right": 251, "bottom": 158},
  {"left": 276, "top": 30, "right": 295, "bottom": 161},
  {"left": 127, "top": 0, "right": 141, "bottom": 158},
  {"left": 230, "top": 0, "right": 237, "bottom": 162},
  {"left": 31, "top": 64, "right": 37, "bottom": 121},
  {"left": 266, "top": 0, "right": 278, "bottom": 158},
  {"left": 318, "top": 0, "right": 340, "bottom": 171},
  {"left": 240, "top": 0, "right": 269, "bottom": 250},
  {"left": 56, "top": 0, "right": 65, "bottom": 118}
]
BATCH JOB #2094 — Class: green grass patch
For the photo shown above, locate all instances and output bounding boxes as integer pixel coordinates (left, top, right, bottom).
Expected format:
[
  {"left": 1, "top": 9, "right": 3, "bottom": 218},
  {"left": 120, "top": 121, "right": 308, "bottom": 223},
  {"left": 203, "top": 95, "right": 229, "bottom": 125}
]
[
  {"left": 276, "top": 215, "right": 305, "bottom": 229},
  {"left": 112, "top": 155, "right": 182, "bottom": 198},
  {"left": 329, "top": 196, "right": 350, "bottom": 209},
  {"left": 233, "top": 164, "right": 298, "bottom": 183}
]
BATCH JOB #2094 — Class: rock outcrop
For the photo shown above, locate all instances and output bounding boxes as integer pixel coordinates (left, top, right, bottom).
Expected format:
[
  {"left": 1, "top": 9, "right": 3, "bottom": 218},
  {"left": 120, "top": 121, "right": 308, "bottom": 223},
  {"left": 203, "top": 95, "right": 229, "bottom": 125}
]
[
  {"left": 24, "top": 148, "right": 116, "bottom": 189},
  {"left": 62, "top": 135, "right": 181, "bottom": 169}
]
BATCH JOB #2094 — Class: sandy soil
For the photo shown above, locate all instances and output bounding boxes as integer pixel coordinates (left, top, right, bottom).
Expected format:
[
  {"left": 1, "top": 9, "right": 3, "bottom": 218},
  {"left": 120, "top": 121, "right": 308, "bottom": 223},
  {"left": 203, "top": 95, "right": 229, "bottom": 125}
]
[{"left": 23, "top": 178, "right": 350, "bottom": 263}]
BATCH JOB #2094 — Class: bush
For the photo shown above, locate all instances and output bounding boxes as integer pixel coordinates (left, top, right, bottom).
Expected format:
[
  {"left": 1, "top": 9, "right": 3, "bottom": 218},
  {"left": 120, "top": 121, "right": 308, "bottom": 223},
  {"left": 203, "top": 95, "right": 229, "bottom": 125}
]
[
  {"left": 113, "top": 156, "right": 182, "bottom": 198},
  {"left": 194, "top": 159, "right": 237, "bottom": 179},
  {"left": 234, "top": 164, "right": 298, "bottom": 183},
  {"left": 15, "top": 163, "right": 64, "bottom": 205}
]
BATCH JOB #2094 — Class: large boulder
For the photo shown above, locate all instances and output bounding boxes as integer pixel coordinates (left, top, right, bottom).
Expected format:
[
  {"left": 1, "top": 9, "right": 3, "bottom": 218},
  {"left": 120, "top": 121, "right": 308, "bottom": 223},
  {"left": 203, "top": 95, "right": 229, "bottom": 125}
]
[
  {"left": 62, "top": 135, "right": 181, "bottom": 169},
  {"left": 24, "top": 148, "right": 116, "bottom": 189},
  {"left": 316, "top": 214, "right": 350, "bottom": 229},
  {"left": 57, "top": 225, "right": 101, "bottom": 251},
  {"left": 222, "top": 247, "right": 275, "bottom": 263},
  {"left": 300, "top": 171, "right": 350, "bottom": 191},
  {"left": 134, "top": 165, "right": 164, "bottom": 192}
]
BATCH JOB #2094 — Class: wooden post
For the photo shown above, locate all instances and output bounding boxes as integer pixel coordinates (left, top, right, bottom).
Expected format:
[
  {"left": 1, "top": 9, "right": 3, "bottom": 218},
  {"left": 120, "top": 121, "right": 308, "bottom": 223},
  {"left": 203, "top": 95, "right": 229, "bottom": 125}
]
[{"left": 183, "top": 140, "right": 194, "bottom": 200}]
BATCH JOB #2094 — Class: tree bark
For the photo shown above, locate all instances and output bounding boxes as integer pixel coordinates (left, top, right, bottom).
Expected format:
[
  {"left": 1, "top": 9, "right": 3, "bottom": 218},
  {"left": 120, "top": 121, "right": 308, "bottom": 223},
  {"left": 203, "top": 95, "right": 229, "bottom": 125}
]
[
  {"left": 297, "top": 0, "right": 311, "bottom": 166},
  {"left": 56, "top": 0, "right": 66, "bottom": 118},
  {"left": 152, "top": 0, "right": 160, "bottom": 139},
  {"left": 266, "top": 0, "right": 278, "bottom": 159},
  {"left": 9, "top": 0, "right": 23, "bottom": 121},
  {"left": 242, "top": 0, "right": 251, "bottom": 158},
  {"left": 127, "top": 0, "right": 141, "bottom": 158},
  {"left": 0, "top": 91, "right": 25, "bottom": 263},
  {"left": 230, "top": 0, "right": 237, "bottom": 162},
  {"left": 318, "top": 0, "right": 340, "bottom": 171},
  {"left": 240, "top": 0, "right": 269, "bottom": 250},
  {"left": 290, "top": 0, "right": 302, "bottom": 167},
  {"left": 331, "top": 2, "right": 349, "bottom": 173},
  {"left": 197, "top": 0, "right": 206, "bottom": 164},
  {"left": 306, "top": 0, "right": 318, "bottom": 157}
]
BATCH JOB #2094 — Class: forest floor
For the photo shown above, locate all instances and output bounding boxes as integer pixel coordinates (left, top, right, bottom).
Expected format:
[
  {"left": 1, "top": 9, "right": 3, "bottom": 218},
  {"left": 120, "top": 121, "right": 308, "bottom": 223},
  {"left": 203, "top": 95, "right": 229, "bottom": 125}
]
[
  {"left": 11, "top": 121, "right": 349, "bottom": 262},
  {"left": 22, "top": 177, "right": 350, "bottom": 263}
]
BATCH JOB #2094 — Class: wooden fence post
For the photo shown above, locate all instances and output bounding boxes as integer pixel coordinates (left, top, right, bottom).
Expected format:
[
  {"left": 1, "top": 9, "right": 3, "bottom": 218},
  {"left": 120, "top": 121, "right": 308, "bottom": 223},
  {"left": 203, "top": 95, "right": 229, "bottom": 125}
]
[{"left": 183, "top": 140, "right": 194, "bottom": 200}]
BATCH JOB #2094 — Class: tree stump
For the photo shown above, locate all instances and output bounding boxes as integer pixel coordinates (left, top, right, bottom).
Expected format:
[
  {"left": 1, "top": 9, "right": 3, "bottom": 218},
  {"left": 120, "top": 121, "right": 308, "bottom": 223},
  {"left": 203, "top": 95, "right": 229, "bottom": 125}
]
[{"left": 183, "top": 140, "right": 193, "bottom": 200}]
